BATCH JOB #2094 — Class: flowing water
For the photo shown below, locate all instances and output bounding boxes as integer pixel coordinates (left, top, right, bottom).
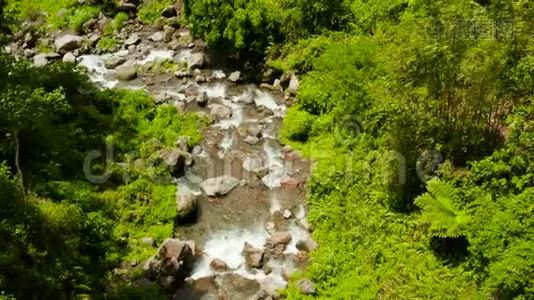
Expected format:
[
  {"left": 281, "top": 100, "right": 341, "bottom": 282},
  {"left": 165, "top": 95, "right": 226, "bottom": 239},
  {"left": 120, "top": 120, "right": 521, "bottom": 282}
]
[{"left": 78, "top": 31, "right": 311, "bottom": 299}]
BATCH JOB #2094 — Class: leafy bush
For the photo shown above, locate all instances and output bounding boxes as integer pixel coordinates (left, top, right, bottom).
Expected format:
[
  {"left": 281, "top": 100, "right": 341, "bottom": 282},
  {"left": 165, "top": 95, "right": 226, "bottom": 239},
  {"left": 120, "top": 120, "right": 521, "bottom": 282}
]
[{"left": 281, "top": 106, "right": 316, "bottom": 143}]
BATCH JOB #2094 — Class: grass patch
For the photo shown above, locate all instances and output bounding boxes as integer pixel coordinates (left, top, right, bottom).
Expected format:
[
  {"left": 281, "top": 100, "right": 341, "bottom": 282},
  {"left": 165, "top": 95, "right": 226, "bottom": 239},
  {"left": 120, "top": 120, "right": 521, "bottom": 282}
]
[
  {"left": 137, "top": 0, "right": 174, "bottom": 24},
  {"left": 68, "top": 6, "right": 100, "bottom": 33},
  {"left": 103, "top": 12, "right": 129, "bottom": 36},
  {"left": 97, "top": 37, "right": 118, "bottom": 52}
]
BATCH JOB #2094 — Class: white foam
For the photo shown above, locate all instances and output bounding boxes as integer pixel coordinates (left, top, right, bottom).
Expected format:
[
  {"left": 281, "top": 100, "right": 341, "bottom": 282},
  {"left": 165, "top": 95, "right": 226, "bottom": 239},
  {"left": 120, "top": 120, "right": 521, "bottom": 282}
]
[
  {"left": 261, "top": 140, "right": 287, "bottom": 189},
  {"left": 77, "top": 54, "right": 119, "bottom": 89},
  {"left": 217, "top": 130, "right": 235, "bottom": 159},
  {"left": 201, "top": 83, "right": 227, "bottom": 99},
  {"left": 139, "top": 49, "right": 174, "bottom": 65},
  {"left": 269, "top": 193, "right": 282, "bottom": 214},
  {"left": 214, "top": 100, "right": 244, "bottom": 129},
  {"left": 254, "top": 90, "right": 287, "bottom": 117},
  {"left": 212, "top": 70, "right": 226, "bottom": 79},
  {"left": 190, "top": 228, "right": 268, "bottom": 279},
  {"left": 285, "top": 222, "right": 311, "bottom": 255}
]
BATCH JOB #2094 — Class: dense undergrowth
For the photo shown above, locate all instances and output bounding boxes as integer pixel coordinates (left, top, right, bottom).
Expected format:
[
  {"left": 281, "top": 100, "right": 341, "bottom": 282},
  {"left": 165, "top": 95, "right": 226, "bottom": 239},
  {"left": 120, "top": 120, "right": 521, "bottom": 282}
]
[
  {"left": 0, "top": 53, "right": 208, "bottom": 298},
  {"left": 183, "top": 0, "right": 533, "bottom": 298}
]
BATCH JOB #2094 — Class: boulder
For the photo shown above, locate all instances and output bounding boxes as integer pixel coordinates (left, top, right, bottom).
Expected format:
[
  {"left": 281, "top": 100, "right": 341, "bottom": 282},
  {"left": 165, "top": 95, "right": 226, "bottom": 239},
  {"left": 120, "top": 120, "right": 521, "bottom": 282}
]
[
  {"left": 242, "top": 157, "right": 265, "bottom": 173},
  {"left": 105, "top": 56, "right": 126, "bottom": 69},
  {"left": 247, "top": 124, "right": 263, "bottom": 138},
  {"left": 195, "top": 75, "right": 206, "bottom": 83},
  {"left": 270, "top": 231, "right": 292, "bottom": 246},
  {"left": 288, "top": 74, "right": 299, "bottom": 96},
  {"left": 242, "top": 242, "right": 264, "bottom": 268},
  {"left": 161, "top": 5, "right": 177, "bottom": 18},
  {"left": 118, "top": 1, "right": 137, "bottom": 14},
  {"left": 244, "top": 136, "right": 260, "bottom": 145},
  {"left": 196, "top": 91, "right": 209, "bottom": 106},
  {"left": 155, "top": 239, "right": 196, "bottom": 279},
  {"left": 176, "top": 191, "right": 198, "bottom": 221},
  {"left": 81, "top": 18, "right": 97, "bottom": 33},
  {"left": 186, "top": 52, "right": 205, "bottom": 70},
  {"left": 62, "top": 52, "right": 76, "bottom": 63},
  {"left": 163, "top": 25, "right": 174, "bottom": 42},
  {"left": 209, "top": 104, "right": 232, "bottom": 120},
  {"left": 281, "top": 177, "right": 300, "bottom": 189},
  {"left": 54, "top": 34, "right": 82, "bottom": 53},
  {"left": 125, "top": 33, "right": 141, "bottom": 46},
  {"left": 160, "top": 148, "right": 190, "bottom": 176},
  {"left": 296, "top": 239, "right": 318, "bottom": 252},
  {"left": 283, "top": 209, "right": 293, "bottom": 219},
  {"left": 236, "top": 91, "right": 255, "bottom": 105},
  {"left": 175, "top": 70, "right": 189, "bottom": 78},
  {"left": 228, "top": 71, "right": 241, "bottom": 82},
  {"left": 209, "top": 258, "right": 229, "bottom": 272},
  {"left": 297, "top": 279, "right": 316, "bottom": 295},
  {"left": 33, "top": 54, "right": 48, "bottom": 67},
  {"left": 149, "top": 31, "right": 164, "bottom": 42},
  {"left": 115, "top": 63, "right": 137, "bottom": 81},
  {"left": 200, "top": 176, "right": 239, "bottom": 197}
]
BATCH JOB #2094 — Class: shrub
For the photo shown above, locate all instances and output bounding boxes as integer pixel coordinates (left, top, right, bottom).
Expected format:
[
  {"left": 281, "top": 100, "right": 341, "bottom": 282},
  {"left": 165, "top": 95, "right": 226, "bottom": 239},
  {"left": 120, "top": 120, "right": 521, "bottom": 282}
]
[{"left": 281, "top": 106, "right": 316, "bottom": 143}]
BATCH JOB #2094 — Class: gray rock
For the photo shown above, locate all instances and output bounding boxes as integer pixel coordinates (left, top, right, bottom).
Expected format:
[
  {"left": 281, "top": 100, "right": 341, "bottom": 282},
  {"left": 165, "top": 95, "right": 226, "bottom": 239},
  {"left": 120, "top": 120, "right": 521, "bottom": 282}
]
[
  {"left": 296, "top": 239, "right": 318, "bottom": 252},
  {"left": 283, "top": 209, "right": 293, "bottom": 219},
  {"left": 174, "top": 70, "right": 189, "bottom": 78},
  {"left": 270, "top": 231, "right": 292, "bottom": 245},
  {"left": 124, "top": 33, "right": 141, "bottom": 46},
  {"left": 149, "top": 31, "right": 164, "bottom": 42},
  {"left": 273, "top": 79, "right": 282, "bottom": 90},
  {"left": 209, "top": 104, "right": 232, "bottom": 120},
  {"left": 228, "top": 71, "right": 241, "bottom": 82},
  {"left": 242, "top": 242, "right": 264, "bottom": 268},
  {"left": 200, "top": 176, "right": 239, "bottom": 197},
  {"left": 24, "top": 48, "right": 35, "bottom": 58},
  {"left": 244, "top": 136, "right": 260, "bottom": 145},
  {"left": 236, "top": 90, "right": 255, "bottom": 105},
  {"left": 210, "top": 258, "right": 229, "bottom": 272},
  {"left": 105, "top": 56, "right": 126, "bottom": 69},
  {"left": 196, "top": 91, "right": 209, "bottom": 106},
  {"left": 195, "top": 75, "right": 206, "bottom": 83},
  {"left": 242, "top": 157, "right": 266, "bottom": 174},
  {"left": 297, "top": 279, "right": 316, "bottom": 295},
  {"left": 153, "top": 239, "right": 196, "bottom": 281},
  {"left": 62, "top": 52, "right": 76, "bottom": 63},
  {"left": 288, "top": 74, "right": 299, "bottom": 96},
  {"left": 161, "top": 5, "right": 177, "bottom": 18},
  {"left": 160, "top": 148, "right": 190, "bottom": 175},
  {"left": 54, "top": 34, "right": 82, "bottom": 53},
  {"left": 176, "top": 191, "right": 198, "bottom": 221},
  {"left": 115, "top": 63, "right": 137, "bottom": 81},
  {"left": 163, "top": 25, "right": 174, "bottom": 42},
  {"left": 247, "top": 124, "right": 263, "bottom": 138},
  {"left": 186, "top": 52, "right": 205, "bottom": 70},
  {"left": 82, "top": 18, "right": 97, "bottom": 33},
  {"left": 33, "top": 54, "right": 48, "bottom": 67}
]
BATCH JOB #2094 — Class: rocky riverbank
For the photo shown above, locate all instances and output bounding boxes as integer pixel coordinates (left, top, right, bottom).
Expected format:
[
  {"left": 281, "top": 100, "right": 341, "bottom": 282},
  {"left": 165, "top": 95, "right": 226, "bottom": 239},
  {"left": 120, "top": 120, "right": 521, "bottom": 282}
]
[{"left": 5, "top": 3, "right": 315, "bottom": 299}]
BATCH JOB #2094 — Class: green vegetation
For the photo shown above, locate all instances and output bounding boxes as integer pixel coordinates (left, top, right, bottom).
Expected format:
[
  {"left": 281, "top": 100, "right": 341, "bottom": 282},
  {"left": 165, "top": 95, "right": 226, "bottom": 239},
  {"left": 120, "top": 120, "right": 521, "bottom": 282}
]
[
  {"left": 103, "top": 12, "right": 129, "bottom": 36},
  {"left": 97, "top": 36, "right": 118, "bottom": 52},
  {"left": 0, "top": 53, "right": 208, "bottom": 298},
  {"left": 186, "top": 0, "right": 534, "bottom": 298},
  {"left": 138, "top": 0, "right": 174, "bottom": 25}
]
